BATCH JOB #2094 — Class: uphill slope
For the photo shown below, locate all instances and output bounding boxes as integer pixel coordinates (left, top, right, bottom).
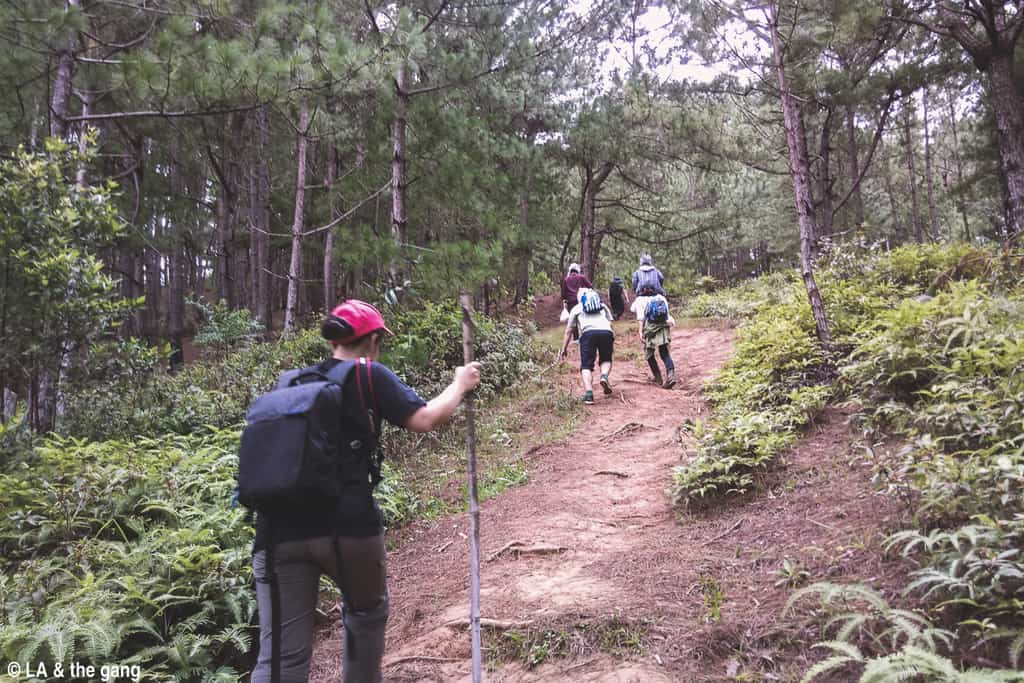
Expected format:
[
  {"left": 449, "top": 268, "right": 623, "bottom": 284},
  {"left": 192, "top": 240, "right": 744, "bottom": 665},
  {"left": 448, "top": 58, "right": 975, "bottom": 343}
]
[{"left": 312, "top": 319, "right": 905, "bottom": 682}]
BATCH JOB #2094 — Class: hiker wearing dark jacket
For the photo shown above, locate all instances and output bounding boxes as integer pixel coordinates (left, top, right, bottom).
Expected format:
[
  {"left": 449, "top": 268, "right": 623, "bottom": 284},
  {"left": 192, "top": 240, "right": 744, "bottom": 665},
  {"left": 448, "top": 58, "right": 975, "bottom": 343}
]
[
  {"left": 609, "top": 276, "right": 628, "bottom": 320},
  {"left": 561, "top": 262, "right": 593, "bottom": 309},
  {"left": 250, "top": 300, "right": 481, "bottom": 683},
  {"left": 631, "top": 254, "right": 665, "bottom": 296}
]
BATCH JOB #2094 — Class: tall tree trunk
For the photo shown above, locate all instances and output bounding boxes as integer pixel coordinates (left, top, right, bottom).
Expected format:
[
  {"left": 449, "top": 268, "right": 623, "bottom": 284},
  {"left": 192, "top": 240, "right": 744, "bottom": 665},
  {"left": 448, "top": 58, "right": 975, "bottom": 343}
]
[
  {"left": 882, "top": 150, "right": 904, "bottom": 242},
  {"left": 986, "top": 53, "right": 1024, "bottom": 237},
  {"left": 324, "top": 145, "right": 337, "bottom": 312},
  {"left": 903, "top": 103, "right": 924, "bottom": 243},
  {"left": 845, "top": 104, "right": 864, "bottom": 228},
  {"left": 947, "top": 89, "right": 971, "bottom": 242},
  {"left": 74, "top": 91, "right": 92, "bottom": 187},
  {"left": 922, "top": 88, "right": 939, "bottom": 237},
  {"left": 817, "top": 107, "right": 835, "bottom": 240},
  {"left": 769, "top": 4, "right": 830, "bottom": 344},
  {"left": 514, "top": 187, "right": 530, "bottom": 305},
  {"left": 390, "top": 63, "right": 409, "bottom": 287},
  {"left": 49, "top": 0, "right": 79, "bottom": 140},
  {"left": 251, "top": 105, "right": 272, "bottom": 328},
  {"left": 579, "top": 161, "right": 613, "bottom": 281},
  {"left": 214, "top": 188, "right": 232, "bottom": 304},
  {"left": 284, "top": 104, "right": 309, "bottom": 332}
]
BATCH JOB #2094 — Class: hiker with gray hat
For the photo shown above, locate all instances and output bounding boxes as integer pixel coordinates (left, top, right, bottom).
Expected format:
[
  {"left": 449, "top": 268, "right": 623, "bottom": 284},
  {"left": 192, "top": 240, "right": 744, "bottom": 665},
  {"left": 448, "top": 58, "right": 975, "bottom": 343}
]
[{"left": 631, "top": 254, "right": 665, "bottom": 297}]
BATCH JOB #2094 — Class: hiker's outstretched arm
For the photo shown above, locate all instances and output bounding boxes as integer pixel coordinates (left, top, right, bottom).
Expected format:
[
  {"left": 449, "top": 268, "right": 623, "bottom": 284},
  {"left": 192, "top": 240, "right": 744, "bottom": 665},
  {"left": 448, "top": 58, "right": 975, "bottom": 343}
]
[
  {"left": 404, "top": 362, "right": 482, "bottom": 432},
  {"left": 558, "top": 325, "right": 572, "bottom": 359}
]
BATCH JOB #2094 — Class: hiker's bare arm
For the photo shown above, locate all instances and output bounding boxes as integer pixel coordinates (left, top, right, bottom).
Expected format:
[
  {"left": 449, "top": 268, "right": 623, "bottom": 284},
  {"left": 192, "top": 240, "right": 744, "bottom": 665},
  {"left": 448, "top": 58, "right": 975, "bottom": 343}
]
[
  {"left": 559, "top": 326, "right": 572, "bottom": 360},
  {"left": 404, "top": 362, "right": 482, "bottom": 432}
]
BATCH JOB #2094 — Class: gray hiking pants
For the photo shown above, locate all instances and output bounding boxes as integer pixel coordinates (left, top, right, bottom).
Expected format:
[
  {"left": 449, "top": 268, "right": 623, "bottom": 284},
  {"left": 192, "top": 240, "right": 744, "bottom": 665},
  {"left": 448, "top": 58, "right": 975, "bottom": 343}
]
[{"left": 251, "top": 534, "right": 389, "bottom": 683}]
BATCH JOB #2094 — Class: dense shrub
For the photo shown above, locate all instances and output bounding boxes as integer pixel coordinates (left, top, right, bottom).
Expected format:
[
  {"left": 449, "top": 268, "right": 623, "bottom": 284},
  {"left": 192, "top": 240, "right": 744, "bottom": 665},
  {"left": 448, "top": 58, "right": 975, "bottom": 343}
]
[
  {"left": 683, "top": 271, "right": 796, "bottom": 319},
  {"left": 63, "top": 304, "right": 533, "bottom": 441},
  {"left": 0, "top": 429, "right": 419, "bottom": 681},
  {"left": 670, "top": 281, "right": 833, "bottom": 510},
  {"left": 679, "top": 243, "right": 1024, "bottom": 675},
  {"left": 63, "top": 329, "right": 329, "bottom": 441}
]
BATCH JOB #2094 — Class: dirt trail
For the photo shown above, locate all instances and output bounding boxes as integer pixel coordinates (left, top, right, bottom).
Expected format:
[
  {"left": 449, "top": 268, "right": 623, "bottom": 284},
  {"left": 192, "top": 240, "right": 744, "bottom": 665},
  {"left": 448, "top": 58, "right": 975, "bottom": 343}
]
[{"left": 311, "top": 316, "right": 908, "bottom": 682}]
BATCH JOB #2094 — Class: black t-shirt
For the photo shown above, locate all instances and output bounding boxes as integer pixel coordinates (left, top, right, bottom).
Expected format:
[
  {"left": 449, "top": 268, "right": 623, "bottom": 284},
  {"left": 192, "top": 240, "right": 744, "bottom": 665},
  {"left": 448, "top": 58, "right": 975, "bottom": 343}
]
[{"left": 253, "top": 358, "right": 427, "bottom": 550}]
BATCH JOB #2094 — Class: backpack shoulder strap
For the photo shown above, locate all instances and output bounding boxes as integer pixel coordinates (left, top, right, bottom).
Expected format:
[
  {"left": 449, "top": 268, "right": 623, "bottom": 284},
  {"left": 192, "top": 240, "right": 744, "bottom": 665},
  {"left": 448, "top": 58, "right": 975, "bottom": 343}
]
[{"left": 355, "top": 357, "right": 380, "bottom": 435}]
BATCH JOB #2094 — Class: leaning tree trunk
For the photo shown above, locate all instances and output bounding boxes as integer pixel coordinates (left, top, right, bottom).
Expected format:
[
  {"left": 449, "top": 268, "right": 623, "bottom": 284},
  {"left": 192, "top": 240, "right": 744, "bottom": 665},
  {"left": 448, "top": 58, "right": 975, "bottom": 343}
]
[
  {"left": 986, "top": 53, "right": 1024, "bottom": 238},
  {"left": 284, "top": 104, "right": 310, "bottom": 332},
  {"left": 769, "top": 4, "right": 830, "bottom": 345}
]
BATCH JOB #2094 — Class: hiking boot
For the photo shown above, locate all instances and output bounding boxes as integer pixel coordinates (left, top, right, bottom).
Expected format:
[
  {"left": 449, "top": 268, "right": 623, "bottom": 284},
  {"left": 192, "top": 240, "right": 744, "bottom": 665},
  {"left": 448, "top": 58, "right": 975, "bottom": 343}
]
[
  {"left": 600, "top": 374, "right": 612, "bottom": 395},
  {"left": 663, "top": 369, "right": 676, "bottom": 389},
  {"left": 650, "top": 370, "right": 663, "bottom": 385},
  {"left": 582, "top": 390, "right": 595, "bottom": 405}
]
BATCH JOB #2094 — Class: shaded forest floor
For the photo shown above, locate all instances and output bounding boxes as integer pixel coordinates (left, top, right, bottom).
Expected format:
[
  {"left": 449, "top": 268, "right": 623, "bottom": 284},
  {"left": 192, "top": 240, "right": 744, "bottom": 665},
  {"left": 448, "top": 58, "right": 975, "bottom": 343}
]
[{"left": 310, "top": 298, "right": 913, "bottom": 682}]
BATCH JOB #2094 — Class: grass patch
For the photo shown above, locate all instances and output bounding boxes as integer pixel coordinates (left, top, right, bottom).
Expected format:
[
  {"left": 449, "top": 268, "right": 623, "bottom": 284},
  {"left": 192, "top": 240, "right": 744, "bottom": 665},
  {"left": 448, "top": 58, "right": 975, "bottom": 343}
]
[
  {"left": 384, "top": 335, "right": 580, "bottom": 521},
  {"left": 485, "top": 615, "right": 650, "bottom": 669},
  {"left": 477, "top": 458, "right": 529, "bottom": 503}
]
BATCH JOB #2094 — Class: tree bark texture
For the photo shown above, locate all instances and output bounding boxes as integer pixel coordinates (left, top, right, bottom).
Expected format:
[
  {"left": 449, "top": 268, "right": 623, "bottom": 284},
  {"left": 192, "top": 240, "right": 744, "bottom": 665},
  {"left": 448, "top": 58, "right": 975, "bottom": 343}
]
[
  {"left": 391, "top": 62, "right": 409, "bottom": 286},
  {"left": 579, "top": 161, "right": 613, "bottom": 281},
  {"left": 514, "top": 187, "right": 530, "bottom": 305},
  {"left": 324, "top": 145, "right": 338, "bottom": 312},
  {"left": 817, "top": 107, "right": 835, "bottom": 240},
  {"left": 986, "top": 53, "right": 1024, "bottom": 237},
  {"left": 769, "top": 4, "right": 830, "bottom": 344},
  {"left": 922, "top": 89, "right": 939, "bottom": 236},
  {"left": 946, "top": 89, "right": 971, "bottom": 241},
  {"left": 903, "top": 103, "right": 923, "bottom": 243},
  {"left": 284, "top": 104, "right": 309, "bottom": 332},
  {"left": 845, "top": 104, "right": 864, "bottom": 229},
  {"left": 49, "top": 0, "right": 80, "bottom": 140},
  {"left": 251, "top": 105, "right": 272, "bottom": 327}
]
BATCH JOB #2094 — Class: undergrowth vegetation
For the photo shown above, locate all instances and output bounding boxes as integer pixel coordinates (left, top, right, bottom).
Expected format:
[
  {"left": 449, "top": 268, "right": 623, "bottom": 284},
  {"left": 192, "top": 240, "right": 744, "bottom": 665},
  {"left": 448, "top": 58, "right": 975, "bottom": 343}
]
[
  {"left": 677, "top": 242, "right": 1024, "bottom": 678},
  {"left": 0, "top": 303, "right": 544, "bottom": 680},
  {"left": 484, "top": 615, "right": 649, "bottom": 670}
]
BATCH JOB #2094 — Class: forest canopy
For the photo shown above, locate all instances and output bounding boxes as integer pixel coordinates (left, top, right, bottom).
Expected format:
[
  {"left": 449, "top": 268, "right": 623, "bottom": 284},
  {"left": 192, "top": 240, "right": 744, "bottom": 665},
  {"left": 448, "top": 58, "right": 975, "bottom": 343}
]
[{"left": 0, "top": 0, "right": 1021, "bottom": 428}]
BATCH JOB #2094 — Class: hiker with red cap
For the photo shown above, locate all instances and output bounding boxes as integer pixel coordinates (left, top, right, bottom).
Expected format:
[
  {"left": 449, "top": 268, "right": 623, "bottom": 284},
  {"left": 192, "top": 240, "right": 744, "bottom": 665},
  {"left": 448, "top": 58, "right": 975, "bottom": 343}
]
[{"left": 247, "top": 300, "right": 481, "bottom": 683}]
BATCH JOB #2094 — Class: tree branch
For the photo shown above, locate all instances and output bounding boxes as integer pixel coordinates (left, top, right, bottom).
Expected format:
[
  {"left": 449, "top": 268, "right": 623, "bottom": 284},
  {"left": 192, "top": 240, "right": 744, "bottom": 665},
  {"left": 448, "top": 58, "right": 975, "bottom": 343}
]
[
  {"left": 64, "top": 102, "right": 266, "bottom": 122},
  {"left": 832, "top": 89, "right": 898, "bottom": 219}
]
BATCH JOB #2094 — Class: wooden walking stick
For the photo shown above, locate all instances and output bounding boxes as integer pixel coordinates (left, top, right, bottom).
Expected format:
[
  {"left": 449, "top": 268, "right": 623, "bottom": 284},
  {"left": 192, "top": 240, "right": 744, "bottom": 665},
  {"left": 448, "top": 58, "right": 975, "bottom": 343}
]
[{"left": 460, "top": 292, "right": 483, "bottom": 683}]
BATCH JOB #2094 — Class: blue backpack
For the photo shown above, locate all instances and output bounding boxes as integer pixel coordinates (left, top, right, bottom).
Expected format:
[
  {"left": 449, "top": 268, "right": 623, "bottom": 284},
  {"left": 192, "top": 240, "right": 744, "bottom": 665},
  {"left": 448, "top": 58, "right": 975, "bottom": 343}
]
[
  {"left": 580, "top": 289, "right": 603, "bottom": 314},
  {"left": 645, "top": 297, "right": 669, "bottom": 324}
]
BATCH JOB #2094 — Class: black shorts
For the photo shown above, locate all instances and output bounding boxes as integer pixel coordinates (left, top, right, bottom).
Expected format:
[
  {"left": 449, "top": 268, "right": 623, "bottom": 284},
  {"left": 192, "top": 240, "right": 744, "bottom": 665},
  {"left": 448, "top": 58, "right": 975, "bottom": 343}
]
[{"left": 579, "top": 330, "right": 614, "bottom": 370}]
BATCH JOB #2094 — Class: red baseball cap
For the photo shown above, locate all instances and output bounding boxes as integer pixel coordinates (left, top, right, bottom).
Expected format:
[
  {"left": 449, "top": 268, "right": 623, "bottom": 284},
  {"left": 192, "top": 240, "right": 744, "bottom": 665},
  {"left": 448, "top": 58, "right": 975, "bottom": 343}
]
[{"left": 321, "top": 300, "right": 394, "bottom": 342}]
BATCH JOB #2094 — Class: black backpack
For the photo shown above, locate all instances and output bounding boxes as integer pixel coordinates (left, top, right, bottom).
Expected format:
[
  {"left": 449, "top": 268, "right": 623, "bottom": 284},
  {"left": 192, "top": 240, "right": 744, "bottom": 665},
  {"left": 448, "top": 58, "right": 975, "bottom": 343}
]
[{"left": 236, "top": 359, "right": 379, "bottom": 512}]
